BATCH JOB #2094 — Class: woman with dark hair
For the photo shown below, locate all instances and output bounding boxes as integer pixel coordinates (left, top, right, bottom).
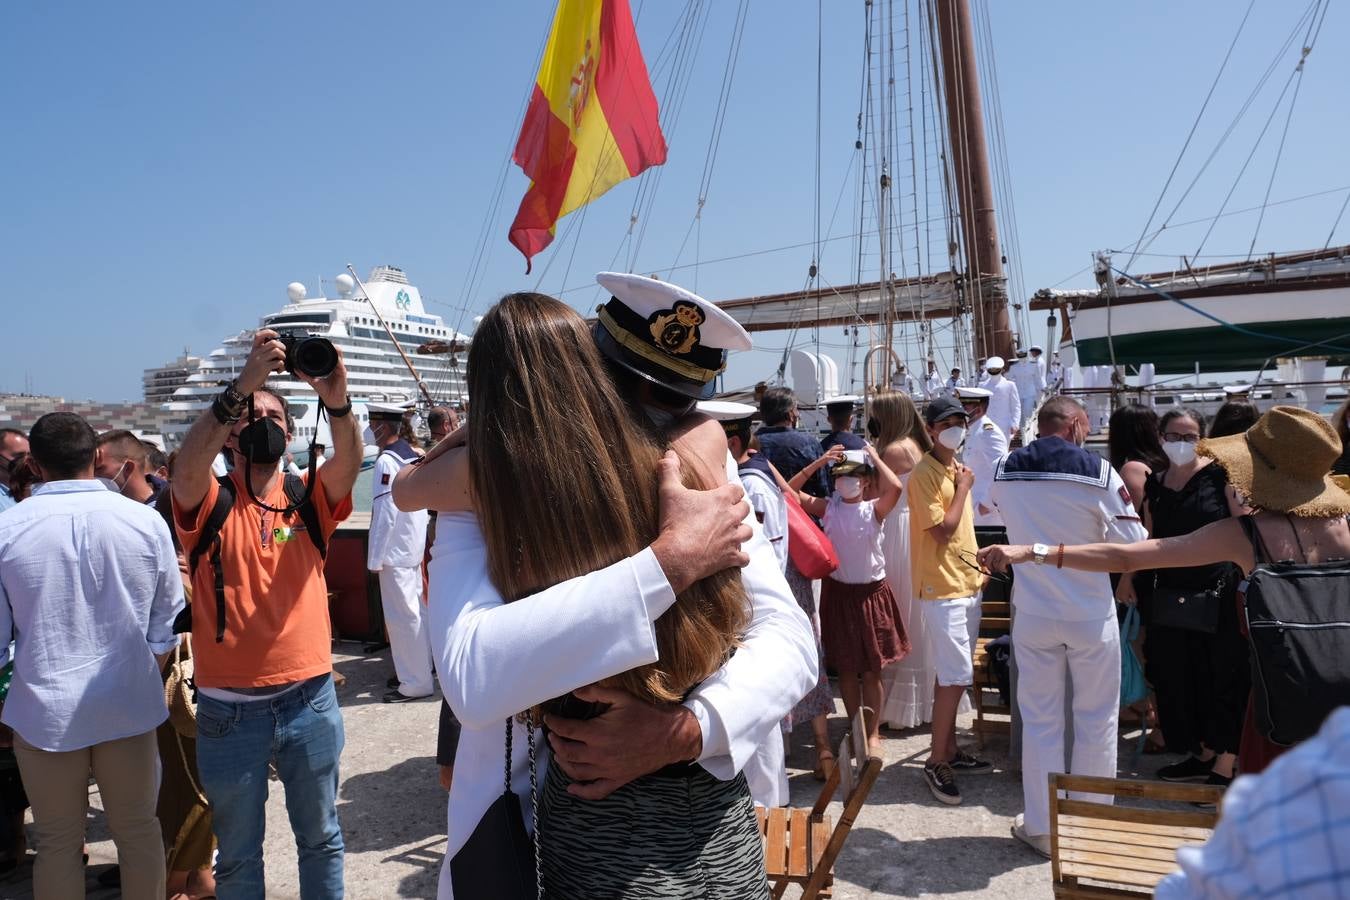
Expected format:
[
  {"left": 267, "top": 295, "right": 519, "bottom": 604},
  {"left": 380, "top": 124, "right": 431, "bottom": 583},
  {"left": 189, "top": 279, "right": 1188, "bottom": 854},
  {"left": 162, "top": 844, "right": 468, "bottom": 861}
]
[
  {"left": 396, "top": 292, "right": 771, "bottom": 899},
  {"left": 869, "top": 390, "right": 946, "bottom": 730},
  {"left": 1208, "top": 400, "right": 1260, "bottom": 440},
  {"left": 1107, "top": 404, "right": 1167, "bottom": 511},
  {"left": 1139, "top": 408, "right": 1249, "bottom": 788}
]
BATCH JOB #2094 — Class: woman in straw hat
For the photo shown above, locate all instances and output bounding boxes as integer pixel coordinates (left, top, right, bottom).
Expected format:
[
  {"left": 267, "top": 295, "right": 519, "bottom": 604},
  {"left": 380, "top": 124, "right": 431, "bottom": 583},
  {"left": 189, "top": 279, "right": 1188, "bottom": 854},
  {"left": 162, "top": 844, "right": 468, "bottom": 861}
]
[{"left": 979, "top": 407, "right": 1350, "bottom": 769}]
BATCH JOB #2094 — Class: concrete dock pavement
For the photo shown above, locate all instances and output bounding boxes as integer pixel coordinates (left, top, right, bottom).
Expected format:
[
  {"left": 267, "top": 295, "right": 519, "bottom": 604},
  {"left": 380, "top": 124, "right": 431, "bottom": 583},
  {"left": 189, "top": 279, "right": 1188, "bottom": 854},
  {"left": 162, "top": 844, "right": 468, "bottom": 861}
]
[{"left": 4, "top": 648, "right": 1176, "bottom": 899}]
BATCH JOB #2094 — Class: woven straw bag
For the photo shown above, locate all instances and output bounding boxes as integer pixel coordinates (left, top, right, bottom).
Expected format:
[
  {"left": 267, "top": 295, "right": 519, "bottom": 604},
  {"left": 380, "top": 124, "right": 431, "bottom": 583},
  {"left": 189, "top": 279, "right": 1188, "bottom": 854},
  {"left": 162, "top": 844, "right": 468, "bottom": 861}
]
[{"left": 164, "top": 637, "right": 197, "bottom": 738}]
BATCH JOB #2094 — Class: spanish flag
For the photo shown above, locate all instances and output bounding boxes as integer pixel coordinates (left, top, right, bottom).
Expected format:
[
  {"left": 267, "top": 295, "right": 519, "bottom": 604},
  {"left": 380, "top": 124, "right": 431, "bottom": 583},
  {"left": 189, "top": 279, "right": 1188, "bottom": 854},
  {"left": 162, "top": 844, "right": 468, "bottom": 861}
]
[{"left": 509, "top": 0, "right": 667, "bottom": 271}]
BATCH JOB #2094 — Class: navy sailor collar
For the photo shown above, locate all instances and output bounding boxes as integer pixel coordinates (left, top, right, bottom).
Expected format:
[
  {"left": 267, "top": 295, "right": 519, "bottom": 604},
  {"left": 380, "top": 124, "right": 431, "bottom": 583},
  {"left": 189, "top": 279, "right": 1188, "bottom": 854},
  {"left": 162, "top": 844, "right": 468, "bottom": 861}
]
[{"left": 994, "top": 435, "right": 1110, "bottom": 489}]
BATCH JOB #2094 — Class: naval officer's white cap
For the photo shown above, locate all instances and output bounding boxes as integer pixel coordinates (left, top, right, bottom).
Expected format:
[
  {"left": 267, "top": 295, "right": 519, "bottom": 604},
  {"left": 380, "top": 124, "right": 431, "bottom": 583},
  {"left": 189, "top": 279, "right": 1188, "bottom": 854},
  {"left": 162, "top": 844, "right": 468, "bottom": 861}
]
[
  {"left": 985, "top": 356, "right": 1007, "bottom": 371},
  {"left": 697, "top": 400, "right": 757, "bottom": 439},
  {"left": 824, "top": 394, "right": 863, "bottom": 409},
  {"left": 832, "top": 448, "right": 873, "bottom": 477},
  {"left": 1223, "top": 384, "right": 1252, "bottom": 396},
  {"left": 956, "top": 386, "right": 992, "bottom": 401},
  {"left": 367, "top": 401, "right": 416, "bottom": 421},
  {"left": 594, "top": 272, "right": 752, "bottom": 401}
]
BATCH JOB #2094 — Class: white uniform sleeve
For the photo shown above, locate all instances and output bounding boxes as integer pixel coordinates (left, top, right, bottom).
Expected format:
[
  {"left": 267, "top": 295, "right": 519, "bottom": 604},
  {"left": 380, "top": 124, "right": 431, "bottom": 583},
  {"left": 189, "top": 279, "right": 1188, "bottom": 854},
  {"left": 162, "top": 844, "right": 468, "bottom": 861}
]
[
  {"left": 431, "top": 530, "right": 676, "bottom": 730},
  {"left": 967, "top": 422, "right": 1008, "bottom": 513},
  {"left": 1101, "top": 467, "right": 1148, "bottom": 544},
  {"left": 366, "top": 454, "right": 398, "bottom": 570},
  {"left": 684, "top": 523, "right": 817, "bottom": 779},
  {"left": 1004, "top": 381, "right": 1022, "bottom": 432}
]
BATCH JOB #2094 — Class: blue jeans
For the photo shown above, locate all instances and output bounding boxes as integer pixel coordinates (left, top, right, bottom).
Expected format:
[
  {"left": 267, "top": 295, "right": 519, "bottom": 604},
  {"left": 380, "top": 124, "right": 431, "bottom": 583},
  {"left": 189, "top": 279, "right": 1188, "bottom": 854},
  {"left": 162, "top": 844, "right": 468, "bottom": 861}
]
[{"left": 196, "top": 673, "right": 345, "bottom": 900}]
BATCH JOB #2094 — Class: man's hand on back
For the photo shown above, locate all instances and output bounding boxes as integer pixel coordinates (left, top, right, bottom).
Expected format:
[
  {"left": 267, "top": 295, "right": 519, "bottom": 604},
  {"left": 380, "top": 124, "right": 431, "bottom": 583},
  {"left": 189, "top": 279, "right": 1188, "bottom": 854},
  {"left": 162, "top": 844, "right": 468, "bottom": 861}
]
[
  {"left": 650, "top": 450, "right": 752, "bottom": 594},
  {"left": 544, "top": 685, "right": 702, "bottom": 800}
]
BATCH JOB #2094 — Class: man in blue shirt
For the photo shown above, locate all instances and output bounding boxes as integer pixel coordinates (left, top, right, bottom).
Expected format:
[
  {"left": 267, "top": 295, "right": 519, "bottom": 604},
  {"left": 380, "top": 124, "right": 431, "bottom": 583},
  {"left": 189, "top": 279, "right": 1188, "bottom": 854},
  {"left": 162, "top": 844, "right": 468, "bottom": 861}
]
[
  {"left": 756, "top": 387, "right": 829, "bottom": 497},
  {"left": 0, "top": 429, "right": 27, "bottom": 513},
  {"left": 0, "top": 412, "right": 183, "bottom": 899}
]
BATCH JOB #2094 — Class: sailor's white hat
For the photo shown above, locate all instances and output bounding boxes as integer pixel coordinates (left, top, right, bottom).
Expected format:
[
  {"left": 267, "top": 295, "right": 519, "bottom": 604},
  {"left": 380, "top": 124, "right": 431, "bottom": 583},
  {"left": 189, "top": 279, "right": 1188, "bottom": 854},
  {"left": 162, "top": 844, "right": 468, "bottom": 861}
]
[
  {"left": 594, "top": 272, "right": 751, "bottom": 400},
  {"left": 697, "top": 400, "right": 758, "bottom": 420},
  {"left": 824, "top": 394, "right": 863, "bottom": 408},
  {"left": 985, "top": 356, "right": 1006, "bottom": 370},
  {"left": 1223, "top": 384, "right": 1252, "bottom": 396},
  {"left": 367, "top": 401, "right": 416, "bottom": 421},
  {"left": 956, "top": 386, "right": 992, "bottom": 400}
]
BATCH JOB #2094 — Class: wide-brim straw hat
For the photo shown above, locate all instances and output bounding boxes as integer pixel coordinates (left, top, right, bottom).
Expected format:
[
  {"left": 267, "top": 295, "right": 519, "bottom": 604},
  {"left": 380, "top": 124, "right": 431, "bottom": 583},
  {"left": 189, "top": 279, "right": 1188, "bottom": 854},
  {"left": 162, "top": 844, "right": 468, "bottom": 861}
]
[{"left": 1198, "top": 405, "right": 1350, "bottom": 518}]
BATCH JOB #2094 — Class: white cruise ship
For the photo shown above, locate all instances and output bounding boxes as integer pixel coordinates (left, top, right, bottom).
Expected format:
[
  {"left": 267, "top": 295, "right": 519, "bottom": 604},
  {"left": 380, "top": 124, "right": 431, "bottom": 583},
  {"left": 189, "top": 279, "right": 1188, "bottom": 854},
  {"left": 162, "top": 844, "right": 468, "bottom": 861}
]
[{"left": 160, "top": 265, "right": 469, "bottom": 449}]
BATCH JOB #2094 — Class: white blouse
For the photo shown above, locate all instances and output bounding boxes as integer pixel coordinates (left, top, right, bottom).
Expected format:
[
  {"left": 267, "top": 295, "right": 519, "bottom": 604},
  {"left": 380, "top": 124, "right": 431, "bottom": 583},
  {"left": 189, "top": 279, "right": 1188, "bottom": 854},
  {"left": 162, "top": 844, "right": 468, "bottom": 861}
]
[{"left": 822, "top": 495, "right": 887, "bottom": 584}]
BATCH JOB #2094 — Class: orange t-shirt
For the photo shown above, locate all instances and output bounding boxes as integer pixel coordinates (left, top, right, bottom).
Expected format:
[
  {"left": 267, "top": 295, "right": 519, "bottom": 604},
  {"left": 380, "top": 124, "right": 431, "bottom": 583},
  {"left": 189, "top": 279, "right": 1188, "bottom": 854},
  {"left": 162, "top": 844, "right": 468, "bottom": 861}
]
[{"left": 173, "top": 467, "right": 352, "bottom": 688}]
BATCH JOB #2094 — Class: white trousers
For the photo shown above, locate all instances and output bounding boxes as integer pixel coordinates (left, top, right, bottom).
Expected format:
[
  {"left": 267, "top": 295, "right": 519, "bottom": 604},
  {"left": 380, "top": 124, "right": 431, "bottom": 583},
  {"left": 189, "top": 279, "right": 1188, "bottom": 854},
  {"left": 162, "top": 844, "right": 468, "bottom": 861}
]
[
  {"left": 379, "top": 565, "right": 435, "bottom": 697},
  {"left": 1014, "top": 610, "right": 1119, "bottom": 836}
]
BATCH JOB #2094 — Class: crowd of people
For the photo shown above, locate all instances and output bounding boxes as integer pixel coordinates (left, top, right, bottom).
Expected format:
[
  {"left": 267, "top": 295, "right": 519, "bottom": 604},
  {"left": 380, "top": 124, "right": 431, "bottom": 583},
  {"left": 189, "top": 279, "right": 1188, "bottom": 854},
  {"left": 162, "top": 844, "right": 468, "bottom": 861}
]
[{"left": 1, "top": 269, "right": 1349, "bottom": 899}]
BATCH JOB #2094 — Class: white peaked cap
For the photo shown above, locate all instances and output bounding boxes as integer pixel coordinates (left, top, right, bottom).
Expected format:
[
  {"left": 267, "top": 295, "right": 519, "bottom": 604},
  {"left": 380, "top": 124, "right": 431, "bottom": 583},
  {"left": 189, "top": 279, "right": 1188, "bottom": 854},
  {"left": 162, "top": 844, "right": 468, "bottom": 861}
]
[
  {"left": 985, "top": 356, "right": 1006, "bottom": 370},
  {"left": 697, "top": 400, "right": 757, "bottom": 421},
  {"left": 595, "top": 272, "right": 752, "bottom": 352}
]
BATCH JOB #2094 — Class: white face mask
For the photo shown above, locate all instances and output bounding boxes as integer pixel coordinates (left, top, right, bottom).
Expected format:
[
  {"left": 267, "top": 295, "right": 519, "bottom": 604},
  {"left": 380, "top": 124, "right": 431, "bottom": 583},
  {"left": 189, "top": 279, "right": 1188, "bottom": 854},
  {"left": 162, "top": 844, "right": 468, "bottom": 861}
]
[
  {"left": 836, "top": 476, "right": 863, "bottom": 500},
  {"left": 1162, "top": 439, "right": 1197, "bottom": 466},
  {"left": 937, "top": 425, "right": 967, "bottom": 450}
]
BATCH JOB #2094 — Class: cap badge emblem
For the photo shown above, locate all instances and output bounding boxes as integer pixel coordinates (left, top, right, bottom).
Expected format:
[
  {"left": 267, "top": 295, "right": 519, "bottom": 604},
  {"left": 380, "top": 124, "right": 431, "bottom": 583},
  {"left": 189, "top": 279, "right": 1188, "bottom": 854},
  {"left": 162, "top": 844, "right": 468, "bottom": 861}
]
[{"left": 647, "top": 300, "right": 705, "bottom": 356}]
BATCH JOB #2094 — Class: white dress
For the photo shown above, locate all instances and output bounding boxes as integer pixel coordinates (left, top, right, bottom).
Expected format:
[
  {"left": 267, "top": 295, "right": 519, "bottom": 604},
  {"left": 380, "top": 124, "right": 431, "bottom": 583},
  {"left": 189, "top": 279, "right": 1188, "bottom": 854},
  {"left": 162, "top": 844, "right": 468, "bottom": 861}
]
[{"left": 878, "top": 472, "right": 968, "bottom": 728}]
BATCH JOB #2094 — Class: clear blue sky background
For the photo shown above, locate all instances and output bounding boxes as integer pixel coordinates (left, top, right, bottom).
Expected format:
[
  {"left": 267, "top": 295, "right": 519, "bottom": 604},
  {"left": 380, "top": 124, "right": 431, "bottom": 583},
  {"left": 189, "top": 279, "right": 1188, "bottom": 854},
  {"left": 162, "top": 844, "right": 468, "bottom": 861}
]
[{"left": 3, "top": 1, "right": 1345, "bottom": 401}]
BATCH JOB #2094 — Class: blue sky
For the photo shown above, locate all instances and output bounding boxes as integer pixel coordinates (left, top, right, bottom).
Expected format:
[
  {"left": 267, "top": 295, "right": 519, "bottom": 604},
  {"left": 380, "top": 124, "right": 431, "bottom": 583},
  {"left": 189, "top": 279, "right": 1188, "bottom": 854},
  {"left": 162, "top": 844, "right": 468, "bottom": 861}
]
[{"left": 3, "top": 1, "right": 1345, "bottom": 401}]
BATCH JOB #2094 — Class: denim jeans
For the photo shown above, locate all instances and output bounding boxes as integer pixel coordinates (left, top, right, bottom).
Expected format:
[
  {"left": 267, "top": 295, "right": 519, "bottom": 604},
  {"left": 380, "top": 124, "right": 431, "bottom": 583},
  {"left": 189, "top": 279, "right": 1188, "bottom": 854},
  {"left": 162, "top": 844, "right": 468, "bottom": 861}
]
[{"left": 196, "top": 673, "right": 345, "bottom": 900}]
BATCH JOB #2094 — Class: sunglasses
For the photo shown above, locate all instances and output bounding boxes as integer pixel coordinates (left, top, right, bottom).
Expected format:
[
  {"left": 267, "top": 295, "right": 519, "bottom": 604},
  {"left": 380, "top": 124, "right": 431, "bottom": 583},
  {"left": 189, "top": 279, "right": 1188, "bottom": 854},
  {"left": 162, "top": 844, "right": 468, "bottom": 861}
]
[{"left": 959, "top": 549, "right": 1011, "bottom": 584}]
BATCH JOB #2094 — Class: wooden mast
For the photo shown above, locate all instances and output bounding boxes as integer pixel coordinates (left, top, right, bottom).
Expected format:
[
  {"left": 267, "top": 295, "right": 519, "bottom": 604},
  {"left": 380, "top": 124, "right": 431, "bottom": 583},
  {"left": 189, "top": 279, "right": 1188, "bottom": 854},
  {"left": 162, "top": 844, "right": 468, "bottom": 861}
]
[{"left": 934, "top": 0, "right": 1014, "bottom": 362}]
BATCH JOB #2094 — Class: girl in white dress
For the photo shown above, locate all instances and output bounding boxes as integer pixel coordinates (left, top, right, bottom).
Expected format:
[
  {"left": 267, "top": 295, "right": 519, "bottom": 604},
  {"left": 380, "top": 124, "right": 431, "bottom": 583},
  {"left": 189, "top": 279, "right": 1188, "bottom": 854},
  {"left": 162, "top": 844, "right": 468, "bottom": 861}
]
[{"left": 869, "top": 390, "right": 956, "bottom": 728}]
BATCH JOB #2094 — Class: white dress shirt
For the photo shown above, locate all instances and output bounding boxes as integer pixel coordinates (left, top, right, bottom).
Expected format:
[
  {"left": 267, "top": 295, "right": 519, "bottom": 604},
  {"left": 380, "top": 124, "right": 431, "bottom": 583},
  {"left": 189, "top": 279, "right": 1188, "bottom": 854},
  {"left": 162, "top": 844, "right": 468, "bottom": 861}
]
[
  {"left": 962, "top": 415, "right": 1009, "bottom": 527},
  {"left": 989, "top": 437, "right": 1146, "bottom": 621},
  {"left": 924, "top": 372, "right": 944, "bottom": 399},
  {"left": 0, "top": 480, "right": 183, "bottom": 751},
  {"left": 430, "top": 459, "right": 816, "bottom": 892},
  {"left": 368, "top": 441, "right": 429, "bottom": 569},
  {"left": 983, "top": 373, "right": 1022, "bottom": 438}
]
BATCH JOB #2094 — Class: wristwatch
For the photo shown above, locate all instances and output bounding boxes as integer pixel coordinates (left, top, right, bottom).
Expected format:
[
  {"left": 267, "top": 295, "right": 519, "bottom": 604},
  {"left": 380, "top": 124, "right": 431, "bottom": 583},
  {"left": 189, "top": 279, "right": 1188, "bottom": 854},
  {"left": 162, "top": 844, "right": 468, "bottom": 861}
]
[{"left": 1032, "top": 542, "right": 1050, "bottom": 565}]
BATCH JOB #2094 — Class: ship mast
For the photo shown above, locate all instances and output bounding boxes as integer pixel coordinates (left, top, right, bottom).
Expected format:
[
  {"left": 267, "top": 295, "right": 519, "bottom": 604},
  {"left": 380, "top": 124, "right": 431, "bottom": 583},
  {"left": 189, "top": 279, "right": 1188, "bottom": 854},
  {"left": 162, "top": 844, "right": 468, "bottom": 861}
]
[{"left": 933, "top": 0, "right": 1014, "bottom": 362}]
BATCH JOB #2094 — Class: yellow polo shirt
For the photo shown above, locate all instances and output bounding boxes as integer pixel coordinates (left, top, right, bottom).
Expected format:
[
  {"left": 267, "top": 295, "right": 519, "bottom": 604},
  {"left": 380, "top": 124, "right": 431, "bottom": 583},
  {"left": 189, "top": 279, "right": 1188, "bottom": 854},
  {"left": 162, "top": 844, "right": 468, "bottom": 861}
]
[{"left": 907, "top": 452, "right": 983, "bottom": 601}]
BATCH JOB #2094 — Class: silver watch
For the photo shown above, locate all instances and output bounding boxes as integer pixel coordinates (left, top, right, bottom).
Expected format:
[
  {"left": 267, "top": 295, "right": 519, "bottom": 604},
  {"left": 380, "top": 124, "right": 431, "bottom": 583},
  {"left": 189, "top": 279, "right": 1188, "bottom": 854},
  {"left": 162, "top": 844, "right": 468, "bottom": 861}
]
[{"left": 1032, "top": 542, "right": 1050, "bottom": 565}]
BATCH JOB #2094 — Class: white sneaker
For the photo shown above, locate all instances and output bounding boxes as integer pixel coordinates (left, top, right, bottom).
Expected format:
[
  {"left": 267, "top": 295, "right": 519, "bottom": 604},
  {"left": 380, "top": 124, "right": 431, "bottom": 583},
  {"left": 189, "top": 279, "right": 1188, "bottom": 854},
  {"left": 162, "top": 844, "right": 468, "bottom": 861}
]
[{"left": 1011, "top": 814, "right": 1052, "bottom": 858}]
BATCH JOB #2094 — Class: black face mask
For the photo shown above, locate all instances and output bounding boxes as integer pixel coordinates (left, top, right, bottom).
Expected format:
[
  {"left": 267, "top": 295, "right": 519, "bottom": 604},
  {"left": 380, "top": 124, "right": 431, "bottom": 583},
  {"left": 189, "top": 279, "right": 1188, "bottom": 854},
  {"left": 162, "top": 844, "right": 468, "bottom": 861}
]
[
  {"left": 867, "top": 417, "right": 880, "bottom": 439},
  {"left": 237, "top": 417, "right": 287, "bottom": 466}
]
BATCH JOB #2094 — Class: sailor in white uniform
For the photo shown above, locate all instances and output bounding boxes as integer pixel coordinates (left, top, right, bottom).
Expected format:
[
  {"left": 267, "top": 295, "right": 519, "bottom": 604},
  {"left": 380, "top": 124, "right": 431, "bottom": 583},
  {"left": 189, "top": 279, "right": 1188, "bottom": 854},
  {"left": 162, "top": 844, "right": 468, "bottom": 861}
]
[
  {"left": 956, "top": 386, "right": 1008, "bottom": 529},
  {"left": 366, "top": 403, "right": 434, "bottom": 702},
  {"left": 981, "top": 355, "right": 1022, "bottom": 441},
  {"left": 702, "top": 399, "right": 791, "bottom": 807},
  {"left": 1009, "top": 350, "right": 1042, "bottom": 433},
  {"left": 924, "top": 361, "right": 944, "bottom": 400},
  {"left": 988, "top": 397, "right": 1146, "bottom": 855}
]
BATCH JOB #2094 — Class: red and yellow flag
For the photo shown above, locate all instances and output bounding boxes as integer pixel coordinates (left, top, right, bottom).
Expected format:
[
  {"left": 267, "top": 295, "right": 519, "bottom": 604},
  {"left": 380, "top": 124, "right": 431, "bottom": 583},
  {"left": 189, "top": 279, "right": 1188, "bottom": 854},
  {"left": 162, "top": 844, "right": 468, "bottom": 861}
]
[{"left": 509, "top": 0, "right": 667, "bottom": 271}]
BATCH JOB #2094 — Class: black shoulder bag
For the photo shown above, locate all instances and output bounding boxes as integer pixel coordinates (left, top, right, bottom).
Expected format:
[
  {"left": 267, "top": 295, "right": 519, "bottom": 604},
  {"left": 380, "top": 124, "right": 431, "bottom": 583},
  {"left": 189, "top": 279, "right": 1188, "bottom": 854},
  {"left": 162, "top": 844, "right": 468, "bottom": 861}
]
[
  {"left": 1238, "top": 515, "right": 1350, "bottom": 746},
  {"left": 450, "top": 717, "right": 542, "bottom": 898}
]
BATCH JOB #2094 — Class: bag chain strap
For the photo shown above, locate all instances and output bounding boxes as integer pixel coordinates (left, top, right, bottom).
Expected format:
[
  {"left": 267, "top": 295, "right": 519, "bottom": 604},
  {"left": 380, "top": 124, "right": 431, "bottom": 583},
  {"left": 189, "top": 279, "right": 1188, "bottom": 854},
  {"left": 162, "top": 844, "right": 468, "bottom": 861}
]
[{"left": 527, "top": 720, "right": 543, "bottom": 899}]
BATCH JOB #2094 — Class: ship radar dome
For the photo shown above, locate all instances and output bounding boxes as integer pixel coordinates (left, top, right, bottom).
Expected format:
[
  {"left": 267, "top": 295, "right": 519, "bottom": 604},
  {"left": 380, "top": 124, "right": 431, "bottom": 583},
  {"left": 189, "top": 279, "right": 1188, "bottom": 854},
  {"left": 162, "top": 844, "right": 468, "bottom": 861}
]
[
  {"left": 335, "top": 273, "right": 356, "bottom": 296},
  {"left": 286, "top": 282, "right": 307, "bottom": 302}
]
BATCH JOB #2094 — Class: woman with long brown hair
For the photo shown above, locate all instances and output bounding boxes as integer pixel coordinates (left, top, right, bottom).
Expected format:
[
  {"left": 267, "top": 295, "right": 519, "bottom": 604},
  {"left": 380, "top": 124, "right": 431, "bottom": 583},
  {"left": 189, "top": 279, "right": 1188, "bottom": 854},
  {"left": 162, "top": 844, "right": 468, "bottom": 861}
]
[
  {"left": 398, "top": 291, "right": 771, "bottom": 899},
  {"left": 870, "top": 389, "right": 945, "bottom": 729}
]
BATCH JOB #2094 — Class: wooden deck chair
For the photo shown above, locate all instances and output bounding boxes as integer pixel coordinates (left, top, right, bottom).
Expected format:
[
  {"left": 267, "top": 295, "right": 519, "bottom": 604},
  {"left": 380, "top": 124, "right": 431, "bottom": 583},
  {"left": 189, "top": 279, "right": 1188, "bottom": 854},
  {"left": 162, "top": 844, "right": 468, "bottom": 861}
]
[
  {"left": 1049, "top": 773, "right": 1225, "bottom": 898},
  {"left": 757, "top": 706, "right": 883, "bottom": 899},
  {"left": 971, "top": 596, "right": 1012, "bottom": 742}
]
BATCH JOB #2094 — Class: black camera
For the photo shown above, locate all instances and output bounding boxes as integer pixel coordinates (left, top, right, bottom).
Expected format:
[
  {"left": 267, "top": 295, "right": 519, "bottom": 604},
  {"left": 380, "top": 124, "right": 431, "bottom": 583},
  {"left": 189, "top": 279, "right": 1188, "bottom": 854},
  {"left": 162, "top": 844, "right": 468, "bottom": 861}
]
[{"left": 280, "top": 334, "right": 338, "bottom": 379}]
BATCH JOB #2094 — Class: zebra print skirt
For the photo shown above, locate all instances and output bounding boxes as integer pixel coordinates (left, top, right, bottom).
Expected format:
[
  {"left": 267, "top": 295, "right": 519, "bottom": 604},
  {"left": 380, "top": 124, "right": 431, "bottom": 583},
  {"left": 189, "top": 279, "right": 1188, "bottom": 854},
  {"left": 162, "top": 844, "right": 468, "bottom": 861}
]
[{"left": 538, "top": 762, "right": 771, "bottom": 899}]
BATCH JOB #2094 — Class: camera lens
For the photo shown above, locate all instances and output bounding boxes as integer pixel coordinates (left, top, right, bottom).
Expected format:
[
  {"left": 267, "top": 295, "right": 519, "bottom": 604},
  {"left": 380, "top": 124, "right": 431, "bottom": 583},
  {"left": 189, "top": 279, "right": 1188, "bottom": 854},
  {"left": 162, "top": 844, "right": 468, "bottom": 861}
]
[{"left": 290, "top": 337, "right": 338, "bottom": 379}]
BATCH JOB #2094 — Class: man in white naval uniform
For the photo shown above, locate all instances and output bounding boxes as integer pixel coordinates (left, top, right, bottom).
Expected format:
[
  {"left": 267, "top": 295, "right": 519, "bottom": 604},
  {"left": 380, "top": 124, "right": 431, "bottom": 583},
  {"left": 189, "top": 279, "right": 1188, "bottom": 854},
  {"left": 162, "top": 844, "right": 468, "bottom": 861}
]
[
  {"left": 981, "top": 355, "right": 1022, "bottom": 442},
  {"left": 703, "top": 399, "right": 791, "bottom": 807},
  {"left": 401, "top": 273, "right": 817, "bottom": 898},
  {"left": 956, "top": 386, "right": 1008, "bottom": 530},
  {"left": 988, "top": 396, "right": 1146, "bottom": 857},
  {"left": 924, "top": 361, "right": 944, "bottom": 400},
  {"left": 1009, "top": 350, "right": 1042, "bottom": 434},
  {"left": 366, "top": 403, "right": 434, "bottom": 703}
]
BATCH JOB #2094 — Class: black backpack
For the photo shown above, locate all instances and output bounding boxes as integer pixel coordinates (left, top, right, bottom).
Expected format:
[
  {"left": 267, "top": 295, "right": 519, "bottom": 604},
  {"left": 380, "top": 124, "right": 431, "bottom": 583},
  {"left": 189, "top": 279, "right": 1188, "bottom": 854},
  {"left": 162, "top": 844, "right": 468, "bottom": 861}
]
[
  {"left": 1238, "top": 515, "right": 1350, "bottom": 746},
  {"left": 174, "top": 474, "right": 326, "bottom": 642}
]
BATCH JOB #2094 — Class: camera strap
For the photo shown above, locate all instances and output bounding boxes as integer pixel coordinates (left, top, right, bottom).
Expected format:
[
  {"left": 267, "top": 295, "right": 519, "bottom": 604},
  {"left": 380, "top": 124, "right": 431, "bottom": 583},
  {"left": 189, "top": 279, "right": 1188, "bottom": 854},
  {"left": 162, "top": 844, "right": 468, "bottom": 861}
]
[{"left": 241, "top": 394, "right": 323, "bottom": 516}]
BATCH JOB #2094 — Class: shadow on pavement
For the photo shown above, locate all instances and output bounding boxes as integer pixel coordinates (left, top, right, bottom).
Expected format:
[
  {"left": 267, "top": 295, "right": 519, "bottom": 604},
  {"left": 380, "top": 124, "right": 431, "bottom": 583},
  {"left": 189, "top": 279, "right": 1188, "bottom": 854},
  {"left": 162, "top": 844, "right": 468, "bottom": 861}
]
[{"left": 835, "top": 830, "right": 1042, "bottom": 896}]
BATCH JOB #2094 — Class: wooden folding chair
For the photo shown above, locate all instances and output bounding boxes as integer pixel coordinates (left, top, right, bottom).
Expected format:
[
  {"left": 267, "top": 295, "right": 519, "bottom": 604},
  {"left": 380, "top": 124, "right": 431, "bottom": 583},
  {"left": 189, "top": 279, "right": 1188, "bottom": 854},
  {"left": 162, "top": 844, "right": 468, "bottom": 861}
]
[
  {"left": 756, "top": 706, "right": 883, "bottom": 899},
  {"left": 1049, "top": 773, "right": 1224, "bottom": 898}
]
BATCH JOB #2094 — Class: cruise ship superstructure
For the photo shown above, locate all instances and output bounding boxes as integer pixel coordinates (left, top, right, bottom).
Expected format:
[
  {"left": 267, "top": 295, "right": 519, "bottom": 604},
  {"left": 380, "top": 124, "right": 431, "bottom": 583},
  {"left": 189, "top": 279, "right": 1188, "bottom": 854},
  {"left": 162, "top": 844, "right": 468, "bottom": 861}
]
[{"left": 160, "top": 266, "right": 469, "bottom": 449}]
